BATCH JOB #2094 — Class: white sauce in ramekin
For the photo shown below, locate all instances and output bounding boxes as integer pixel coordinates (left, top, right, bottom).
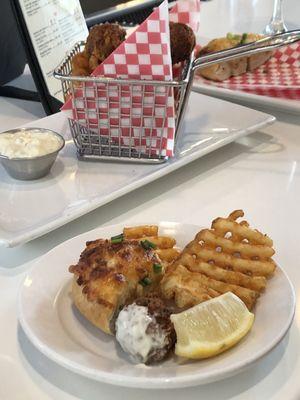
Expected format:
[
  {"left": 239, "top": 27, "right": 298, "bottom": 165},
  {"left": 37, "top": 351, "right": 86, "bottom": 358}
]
[
  {"left": 116, "top": 304, "right": 167, "bottom": 363},
  {"left": 0, "top": 129, "right": 63, "bottom": 159}
]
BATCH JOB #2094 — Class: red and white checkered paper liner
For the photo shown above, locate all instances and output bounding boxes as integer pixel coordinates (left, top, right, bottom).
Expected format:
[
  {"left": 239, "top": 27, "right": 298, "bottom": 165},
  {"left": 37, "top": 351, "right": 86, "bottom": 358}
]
[
  {"left": 170, "top": 0, "right": 200, "bottom": 33},
  {"left": 170, "top": 0, "right": 200, "bottom": 80},
  {"left": 195, "top": 42, "right": 300, "bottom": 100},
  {"left": 63, "top": 0, "right": 176, "bottom": 157}
]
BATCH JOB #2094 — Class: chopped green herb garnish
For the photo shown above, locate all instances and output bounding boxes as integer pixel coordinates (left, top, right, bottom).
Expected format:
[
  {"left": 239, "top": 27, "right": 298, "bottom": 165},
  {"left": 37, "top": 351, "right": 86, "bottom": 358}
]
[
  {"left": 226, "top": 32, "right": 241, "bottom": 41},
  {"left": 140, "top": 239, "right": 157, "bottom": 250},
  {"left": 111, "top": 233, "right": 124, "bottom": 244},
  {"left": 153, "top": 263, "right": 162, "bottom": 273},
  {"left": 139, "top": 277, "right": 152, "bottom": 287},
  {"left": 240, "top": 33, "right": 248, "bottom": 45}
]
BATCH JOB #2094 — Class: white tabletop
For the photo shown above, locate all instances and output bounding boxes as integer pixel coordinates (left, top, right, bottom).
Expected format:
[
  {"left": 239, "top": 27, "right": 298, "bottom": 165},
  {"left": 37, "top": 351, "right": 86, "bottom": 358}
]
[{"left": 1, "top": 0, "right": 300, "bottom": 399}]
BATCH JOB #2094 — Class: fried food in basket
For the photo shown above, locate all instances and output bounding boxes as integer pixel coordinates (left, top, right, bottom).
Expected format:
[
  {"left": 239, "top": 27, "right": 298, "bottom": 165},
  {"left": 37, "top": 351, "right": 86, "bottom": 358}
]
[
  {"left": 161, "top": 210, "right": 275, "bottom": 310},
  {"left": 71, "top": 23, "right": 126, "bottom": 78},
  {"left": 71, "top": 52, "right": 91, "bottom": 77},
  {"left": 169, "top": 22, "right": 196, "bottom": 64},
  {"left": 70, "top": 20, "right": 196, "bottom": 80},
  {"left": 197, "top": 33, "right": 273, "bottom": 81},
  {"left": 84, "top": 23, "right": 126, "bottom": 70}
]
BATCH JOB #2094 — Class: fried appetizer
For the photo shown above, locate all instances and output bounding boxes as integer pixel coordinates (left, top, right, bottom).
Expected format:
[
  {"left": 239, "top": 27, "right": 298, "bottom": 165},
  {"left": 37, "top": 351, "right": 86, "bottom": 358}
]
[
  {"left": 71, "top": 51, "right": 91, "bottom": 77},
  {"left": 161, "top": 210, "right": 275, "bottom": 310},
  {"left": 69, "top": 238, "right": 164, "bottom": 335},
  {"left": 169, "top": 21, "right": 196, "bottom": 64},
  {"left": 197, "top": 33, "right": 273, "bottom": 81},
  {"left": 85, "top": 23, "right": 126, "bottom": 70}
]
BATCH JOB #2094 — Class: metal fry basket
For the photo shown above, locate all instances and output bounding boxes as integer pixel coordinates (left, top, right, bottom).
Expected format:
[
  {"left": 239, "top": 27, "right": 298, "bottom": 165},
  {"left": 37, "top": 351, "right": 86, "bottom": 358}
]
[{"left": 54, "top": 30, "right": 300, "bottom": 163}]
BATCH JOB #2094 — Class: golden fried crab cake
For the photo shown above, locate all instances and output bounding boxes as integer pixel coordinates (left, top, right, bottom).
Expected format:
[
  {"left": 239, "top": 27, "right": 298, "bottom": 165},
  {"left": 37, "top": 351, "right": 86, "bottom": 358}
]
[{"left": 69, "top": 238, "right": 164, "bottom": 334}]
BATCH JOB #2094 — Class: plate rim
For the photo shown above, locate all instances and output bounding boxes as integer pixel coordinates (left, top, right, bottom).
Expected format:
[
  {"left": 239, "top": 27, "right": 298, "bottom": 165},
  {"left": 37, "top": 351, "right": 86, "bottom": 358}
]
[
  {"left": 18, "top": 221, "right": 296, "bottom": 389},
  {"left": 193, "top": 83, "right": 300, "bottom": 114}
]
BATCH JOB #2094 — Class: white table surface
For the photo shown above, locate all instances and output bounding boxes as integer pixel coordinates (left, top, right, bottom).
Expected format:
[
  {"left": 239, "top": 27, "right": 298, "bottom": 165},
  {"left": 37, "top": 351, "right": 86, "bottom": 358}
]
[{"left": 1, "top": 0, "right": 300, "bottom": 399}]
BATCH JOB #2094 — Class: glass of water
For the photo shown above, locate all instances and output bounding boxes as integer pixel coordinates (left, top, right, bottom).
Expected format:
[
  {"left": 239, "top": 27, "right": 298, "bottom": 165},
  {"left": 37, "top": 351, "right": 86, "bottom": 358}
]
[{"left": 264, "top": 0, "right": 288, "bottom": 35}]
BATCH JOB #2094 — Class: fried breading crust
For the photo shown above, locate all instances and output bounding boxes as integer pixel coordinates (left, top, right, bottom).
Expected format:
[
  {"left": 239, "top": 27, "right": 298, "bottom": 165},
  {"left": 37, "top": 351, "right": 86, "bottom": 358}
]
[
  {"left": 71, "top": 52, "right": 91, "bottom": 77},
  {"left": 69, "top": 239, "right": 162, "bottom": 334},
  {"left": 170, "top": 21, "right": 196, "bottom": 64},
  {"left": 85, "top": 23, "right": 126, "bottom": 70}
]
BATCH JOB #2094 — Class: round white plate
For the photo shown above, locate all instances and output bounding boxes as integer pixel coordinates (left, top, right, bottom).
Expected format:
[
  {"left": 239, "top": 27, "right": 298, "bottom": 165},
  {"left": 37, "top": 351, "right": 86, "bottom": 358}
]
[{"left": 18, "top": 222, "right": 295, "bottom": 389}]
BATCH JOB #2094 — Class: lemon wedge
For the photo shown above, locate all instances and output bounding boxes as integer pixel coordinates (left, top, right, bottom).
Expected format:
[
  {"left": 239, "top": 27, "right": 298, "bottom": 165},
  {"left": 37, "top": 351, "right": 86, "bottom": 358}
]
[{"left": 171, "top": 292, "right": 254, "bottom": 359}]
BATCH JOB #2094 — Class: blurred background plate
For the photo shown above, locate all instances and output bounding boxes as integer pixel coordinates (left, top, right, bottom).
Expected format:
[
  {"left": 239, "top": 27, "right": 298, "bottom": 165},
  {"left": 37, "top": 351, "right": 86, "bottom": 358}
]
[{"left": 193, "top": 36, "right": 300, "bottom": 115}]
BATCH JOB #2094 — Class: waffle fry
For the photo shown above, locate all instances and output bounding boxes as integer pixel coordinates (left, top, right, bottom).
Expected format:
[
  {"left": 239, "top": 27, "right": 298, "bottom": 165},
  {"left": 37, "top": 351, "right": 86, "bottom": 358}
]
[
  {"left": 161, "top": 264, "right": 258, "bottom": 310},
  {"left": 161, "top": 210, "right": 276, "bottom": 309},
  {"left": 178, "top": 252, "right": 266, "bottom": 292}
]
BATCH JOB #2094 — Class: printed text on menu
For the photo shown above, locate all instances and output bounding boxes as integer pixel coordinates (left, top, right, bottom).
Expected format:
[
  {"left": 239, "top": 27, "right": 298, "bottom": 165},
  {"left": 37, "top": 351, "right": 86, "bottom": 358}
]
[{"left": 19, "top": 0, "right": 88, "bottom": 102}]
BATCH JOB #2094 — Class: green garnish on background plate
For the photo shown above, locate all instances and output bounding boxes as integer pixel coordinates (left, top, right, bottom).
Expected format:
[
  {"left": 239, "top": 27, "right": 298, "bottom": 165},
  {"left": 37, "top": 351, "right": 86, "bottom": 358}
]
[
  {"left": 226, "top": 32, "right": 241, "bottom": 41},
  {"left": 240, "top": 33, "right": 248, "bottom": 44}
]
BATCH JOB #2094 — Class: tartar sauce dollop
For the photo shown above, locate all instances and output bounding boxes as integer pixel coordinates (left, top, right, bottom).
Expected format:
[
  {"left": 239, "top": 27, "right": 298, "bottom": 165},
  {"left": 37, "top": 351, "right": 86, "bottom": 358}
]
[
  {"left": 115, "top": 304, "right": 167, "bottom": 364},
  {"left": 0, "top": 129, "right": 63, "bottom": 159}
]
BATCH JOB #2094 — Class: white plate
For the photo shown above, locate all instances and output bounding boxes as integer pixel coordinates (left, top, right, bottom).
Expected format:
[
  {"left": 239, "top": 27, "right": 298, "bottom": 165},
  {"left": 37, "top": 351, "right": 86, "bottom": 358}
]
[
  {"left": 18, "top": 222, "right": 295, "bottom": 389},
  {"left": 193, "top": 37, "right": 300, "bottom": 115},
  {"left": 193, "top": 83, "right": 300, "bottom": 115},
  {"left": 0, "top": 92, "right": 275, "bottom": 248}
]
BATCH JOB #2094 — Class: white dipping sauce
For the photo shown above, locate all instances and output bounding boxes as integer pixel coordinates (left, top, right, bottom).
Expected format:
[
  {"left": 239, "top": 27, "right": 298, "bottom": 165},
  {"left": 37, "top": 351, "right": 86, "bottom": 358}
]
[
  {"left": 116, "top": 304, "right": 167, "bottom": 363},
  {"left": 0, "top": 129, "right": 63, "bottom": 159}
]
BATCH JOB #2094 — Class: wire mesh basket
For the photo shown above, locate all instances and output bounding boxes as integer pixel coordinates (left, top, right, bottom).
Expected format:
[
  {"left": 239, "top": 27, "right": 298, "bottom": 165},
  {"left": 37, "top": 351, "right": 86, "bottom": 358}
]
[
  {"left": 54, "top": 41, "right": 192, "bottom": 163},
  {"left": 54, "top": 31, "right": 300, "bottom": 163}
]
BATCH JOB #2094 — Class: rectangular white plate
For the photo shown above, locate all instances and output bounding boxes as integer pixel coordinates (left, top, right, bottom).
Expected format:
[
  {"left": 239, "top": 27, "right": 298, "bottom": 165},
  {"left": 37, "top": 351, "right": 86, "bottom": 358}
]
[{"left": 0, "top": 92, "right": 275, "bottom": 248}]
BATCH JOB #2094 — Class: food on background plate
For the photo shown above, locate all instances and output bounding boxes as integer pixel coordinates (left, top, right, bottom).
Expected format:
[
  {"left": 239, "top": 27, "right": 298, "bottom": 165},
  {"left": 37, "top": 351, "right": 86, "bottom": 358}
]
[
  {"left": 171, "top": 292, "right": 254, "bottom": 359},
  {"left": 197, "top": 33, "right": 273, "bottom": 81},
  {"left": 69, "top": 225, "right": 178, "bottom": 335},
  {"left": 116, "top": 293, "right": 176, "bottom": 364},
  {"left": 69, "top": 211, "right": 275, "bottom": 364},
  {"left": 161, "top": 210, "right": 275, "bottom": 310}
]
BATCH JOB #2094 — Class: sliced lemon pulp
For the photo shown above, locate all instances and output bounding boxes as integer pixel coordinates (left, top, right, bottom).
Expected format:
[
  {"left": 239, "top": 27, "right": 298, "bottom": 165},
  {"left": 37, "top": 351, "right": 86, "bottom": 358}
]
[{"left": 171, "top": 292, "right": 254, "bottom": 359}]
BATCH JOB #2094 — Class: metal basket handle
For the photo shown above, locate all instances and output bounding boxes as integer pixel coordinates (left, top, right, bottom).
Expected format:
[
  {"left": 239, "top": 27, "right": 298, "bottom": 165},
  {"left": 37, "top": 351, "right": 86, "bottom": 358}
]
[{"left": 176, "top": 30, "right": 300, "bottom": 135}]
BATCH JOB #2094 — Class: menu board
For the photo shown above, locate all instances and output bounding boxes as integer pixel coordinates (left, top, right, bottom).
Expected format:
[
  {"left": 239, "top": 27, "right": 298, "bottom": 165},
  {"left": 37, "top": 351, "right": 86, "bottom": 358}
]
[{"left": 18, "top": 0, "right": 88, "bottom": 102}]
